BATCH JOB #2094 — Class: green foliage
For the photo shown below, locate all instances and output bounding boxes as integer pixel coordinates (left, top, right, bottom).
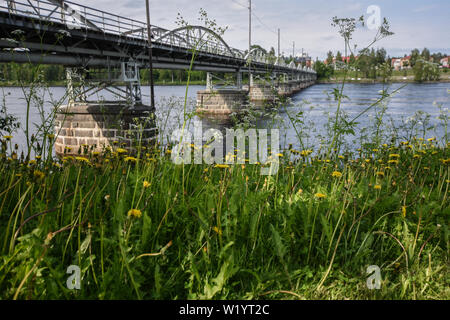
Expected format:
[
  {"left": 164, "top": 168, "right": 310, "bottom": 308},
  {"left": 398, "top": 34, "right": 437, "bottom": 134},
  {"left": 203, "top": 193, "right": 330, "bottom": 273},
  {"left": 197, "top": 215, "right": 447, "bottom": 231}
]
[{"left": 314, "top": 60, "right": 334, "bottom": 79}]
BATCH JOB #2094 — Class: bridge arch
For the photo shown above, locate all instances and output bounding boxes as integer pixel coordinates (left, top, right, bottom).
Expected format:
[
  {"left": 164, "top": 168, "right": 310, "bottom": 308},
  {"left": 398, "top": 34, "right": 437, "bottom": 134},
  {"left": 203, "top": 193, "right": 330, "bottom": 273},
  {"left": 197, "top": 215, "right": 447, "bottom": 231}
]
[{"left": 154, "top": 25, "right": 236, "bottom": 58}]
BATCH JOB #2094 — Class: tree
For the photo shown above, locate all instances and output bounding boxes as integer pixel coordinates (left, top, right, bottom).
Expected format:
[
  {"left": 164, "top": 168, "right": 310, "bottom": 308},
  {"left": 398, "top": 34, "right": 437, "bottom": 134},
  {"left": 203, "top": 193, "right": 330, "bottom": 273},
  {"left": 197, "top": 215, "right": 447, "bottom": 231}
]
[
  {"left": 421, "top": 48, "right": 431, "bottom": 62},
  {"left": 326, "top": 51, "right": 334, "bottom": 65},
  {"left": 336, "top": 51, "right": 343, "bottom": 63},
  {"left": 410, "top": 49, "right": 420, "bottom": 67},
  {"left": 314, "top": 60, "right": 334, "bottom": 79},
  {"left": 375, "top": 48, "right": 386, "bottom": 65}
]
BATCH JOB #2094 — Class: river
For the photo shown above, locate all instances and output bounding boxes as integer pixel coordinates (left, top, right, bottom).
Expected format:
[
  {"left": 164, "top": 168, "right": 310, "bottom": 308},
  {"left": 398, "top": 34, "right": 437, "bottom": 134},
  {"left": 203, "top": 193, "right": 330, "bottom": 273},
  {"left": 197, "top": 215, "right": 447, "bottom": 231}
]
[{"left": 1, "top": 82, "right": 448, "bottom": 155}]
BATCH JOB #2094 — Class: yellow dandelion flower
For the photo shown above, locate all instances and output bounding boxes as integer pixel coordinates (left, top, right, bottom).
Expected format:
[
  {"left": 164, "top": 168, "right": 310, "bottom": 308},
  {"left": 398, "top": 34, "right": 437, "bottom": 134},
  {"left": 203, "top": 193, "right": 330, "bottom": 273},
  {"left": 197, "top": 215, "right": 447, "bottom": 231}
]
[
  {"left": 212, "top": 226, "right": 223, "bottom": 236},
  {"left": 33, "top": 170, "right": 45, "bottom": 180},
  {"left": 332, "top": 171, "right": 342, "bottom": 178},
  {"left": 75, "top": 157, "right": 90, "bottom": 164},
  {"left": 128, "top": 209, "right": 142, "bottom": 218},
  {"left": 315, "top": 193, "right": 327, "bottom": 199},
  {"left": 117, "top": 148, "right": 128, "bottom": 154},
  {"left": 143, "top": 181, "right": 151, "bottom": 188},
  {"left": 214, "top": 164, "right": 230, "bottom": 169},
  {"left": 376, "top": 172, "right": 385, "bottom": 177},
  {"left": 388, "top": 160, "right": 399, "bottom": 165},
  {"left": 338, "top": 155, "right": 345, "bottom": 160},
  {"left": 389, "top": 154, "right": 400, "bottom": 158},
  {"left": 374, "top": 185, "right": 382, "bottom": 190},
  {"left": 124, "top": 156, "right": 138, "bottom": 162},
  {"left": 401, "top": 206, "right": 407, "bottom": 218}
]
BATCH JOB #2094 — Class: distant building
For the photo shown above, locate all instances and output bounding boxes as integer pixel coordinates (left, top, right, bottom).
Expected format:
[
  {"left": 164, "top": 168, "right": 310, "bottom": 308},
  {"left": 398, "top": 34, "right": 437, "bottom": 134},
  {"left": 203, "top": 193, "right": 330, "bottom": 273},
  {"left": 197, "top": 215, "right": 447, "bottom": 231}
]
[
  {"left": 440, "top": 57, "right": 449, "bottom": 68},
  {"left": 295, "top": 53, "right": 312, "bottom": 67},
  {"left": 391, "top": 58, "right": 402, "bottom": 71},
  {"left": 391, "top": 56, "right": 411, "bottom": 71}
]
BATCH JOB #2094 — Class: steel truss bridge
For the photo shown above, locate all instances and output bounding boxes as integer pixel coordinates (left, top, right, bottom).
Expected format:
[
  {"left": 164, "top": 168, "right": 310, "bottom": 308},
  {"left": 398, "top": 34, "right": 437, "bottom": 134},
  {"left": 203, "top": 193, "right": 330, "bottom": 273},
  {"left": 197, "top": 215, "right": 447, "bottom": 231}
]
[{"left": 0, "top": 0, "right": 316, "bottom": 105}]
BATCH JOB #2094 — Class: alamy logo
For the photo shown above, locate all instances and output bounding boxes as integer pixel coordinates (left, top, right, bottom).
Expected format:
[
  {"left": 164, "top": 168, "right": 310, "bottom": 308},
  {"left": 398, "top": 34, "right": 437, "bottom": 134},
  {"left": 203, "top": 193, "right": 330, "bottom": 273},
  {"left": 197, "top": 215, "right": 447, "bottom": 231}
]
[
  {"left": 66, "top": 265, "right": 81, "bottom": 290},
  {"left": 366, "top": 265, "right": 381, "bottom": 290},
  {"left": 171, "top": 121, "right": 280, "bottom": 175},
  {"left": 366, "top": 5, "right": 382, "bottom": 30}
]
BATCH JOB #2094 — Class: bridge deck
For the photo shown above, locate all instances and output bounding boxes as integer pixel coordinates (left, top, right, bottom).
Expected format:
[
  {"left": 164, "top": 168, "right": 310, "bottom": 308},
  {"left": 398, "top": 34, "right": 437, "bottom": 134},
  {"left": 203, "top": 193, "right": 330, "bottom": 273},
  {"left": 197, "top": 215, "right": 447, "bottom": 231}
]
[{"left": 0, "top": 0, "right": 315, "bottom": 76}]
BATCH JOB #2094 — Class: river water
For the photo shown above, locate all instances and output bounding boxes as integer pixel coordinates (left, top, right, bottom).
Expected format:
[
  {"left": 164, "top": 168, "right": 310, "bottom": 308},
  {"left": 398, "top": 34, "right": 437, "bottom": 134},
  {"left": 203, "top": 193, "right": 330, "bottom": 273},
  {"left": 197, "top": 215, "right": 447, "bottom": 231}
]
[{"left": 1, "top": 82, "right": 448, "bottom": 155}]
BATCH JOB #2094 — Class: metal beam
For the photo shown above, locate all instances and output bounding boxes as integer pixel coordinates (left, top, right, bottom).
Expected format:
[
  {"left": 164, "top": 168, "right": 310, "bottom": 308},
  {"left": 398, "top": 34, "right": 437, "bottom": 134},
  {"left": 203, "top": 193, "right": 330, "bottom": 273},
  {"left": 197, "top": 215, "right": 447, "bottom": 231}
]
[{"left": 47, "top": 0, "right": 101, "bottom": 31}]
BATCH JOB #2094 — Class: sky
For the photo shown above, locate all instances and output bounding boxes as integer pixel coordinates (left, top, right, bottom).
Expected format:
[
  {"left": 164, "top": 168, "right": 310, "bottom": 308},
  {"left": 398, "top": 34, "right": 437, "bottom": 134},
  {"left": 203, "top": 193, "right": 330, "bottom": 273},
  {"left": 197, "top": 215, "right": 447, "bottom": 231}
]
[{"left": 73, "top": 0, "right": 450, "bottom": 60}]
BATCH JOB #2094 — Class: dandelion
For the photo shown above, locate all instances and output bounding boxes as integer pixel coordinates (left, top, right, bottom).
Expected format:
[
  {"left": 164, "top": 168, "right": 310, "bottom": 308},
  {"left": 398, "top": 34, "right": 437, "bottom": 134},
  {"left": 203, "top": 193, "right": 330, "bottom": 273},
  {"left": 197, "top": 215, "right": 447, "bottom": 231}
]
[
  {"left": 166, "top": 149, "right": 172, "bottom": 154},
  {"left": 3, "top": 135, "right": 12, "bottom": 141},
  {"left": 124, "top": 156, "right": 138, "bottom": 163},
  {"left": 315, "top": 193, "right": 327, "bottom": 199},
  {"left": 427, "top": 137, "right": 436, "bottom": 142},
  {"left": 117, "top": 148, "right": 128, "bottom": 154},
  {"left": 332, "top": 171, "right": 342, "bottom": 178},
  {"left": 47, "top": 134, "right": 55, "bottom": 140},
  {"left": 374, "top": 185, "right": 382, "bottom": 190},
  {"left": 75, "top": 157, "right": 90, "bottom": 164},
  {"left": 33, "top": 170, "right": 45, "bottom": 180},
  {"left": 143, "top": 181, "right": 151, "bottom": 188},
  {"left": 128, "top": 209, "right": 142, "bottom": 218},
  {"left": 338, "top": 155, "right": 345, "bottom": 160},
  {"left": 215, "top": 164, "right": 230, "bottom": 169},
  {"left": 401, "top": 206, "right": 407, "bottom": 218},
  {"left": 389, "top": 154, "right": 400, "bottom": 158},
  {"left": 388, "top": 160, "right": 399, "bottom": 165},
  {"left": 212, "top": 226, "right": 222, "bottom": 236},
  {"left": 376, "top": 172, "right": 385, "bottom": 177},
  {"left": 277, "top": 153, "right": 284, "bottom": 157}
]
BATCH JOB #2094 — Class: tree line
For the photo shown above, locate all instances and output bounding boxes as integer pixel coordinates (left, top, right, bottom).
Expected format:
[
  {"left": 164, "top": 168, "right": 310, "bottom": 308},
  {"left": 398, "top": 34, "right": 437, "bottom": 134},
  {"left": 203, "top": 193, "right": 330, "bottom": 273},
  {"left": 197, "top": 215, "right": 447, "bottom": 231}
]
[
  {"left": 314, "top": 47, "right": 447, "bottom": 82},
  {"left": 0, "top": 63, "right": 208, "bottom": 84}
]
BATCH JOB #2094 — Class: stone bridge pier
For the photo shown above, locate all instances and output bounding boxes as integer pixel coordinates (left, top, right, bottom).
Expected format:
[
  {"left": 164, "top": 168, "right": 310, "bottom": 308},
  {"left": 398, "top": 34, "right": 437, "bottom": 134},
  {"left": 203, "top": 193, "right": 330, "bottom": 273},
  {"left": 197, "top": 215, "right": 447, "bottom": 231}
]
[{"left": 197, "top": 71, "right": 316, "bottom": 114}]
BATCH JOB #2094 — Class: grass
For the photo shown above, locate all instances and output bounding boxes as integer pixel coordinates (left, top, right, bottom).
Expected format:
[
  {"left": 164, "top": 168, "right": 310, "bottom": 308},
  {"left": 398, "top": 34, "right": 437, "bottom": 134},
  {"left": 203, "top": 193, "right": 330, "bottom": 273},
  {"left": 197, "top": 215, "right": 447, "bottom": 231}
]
[{"left": 0, "top": 135, "right": 448, "bottom": 300}]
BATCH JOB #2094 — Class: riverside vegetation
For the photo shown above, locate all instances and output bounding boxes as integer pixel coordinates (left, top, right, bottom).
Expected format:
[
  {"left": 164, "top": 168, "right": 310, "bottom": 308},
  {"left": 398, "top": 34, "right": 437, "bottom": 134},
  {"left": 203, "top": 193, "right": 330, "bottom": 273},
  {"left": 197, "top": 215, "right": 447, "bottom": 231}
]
[{"left": 0, "top": 13, "right": 448, "bottom": 300}]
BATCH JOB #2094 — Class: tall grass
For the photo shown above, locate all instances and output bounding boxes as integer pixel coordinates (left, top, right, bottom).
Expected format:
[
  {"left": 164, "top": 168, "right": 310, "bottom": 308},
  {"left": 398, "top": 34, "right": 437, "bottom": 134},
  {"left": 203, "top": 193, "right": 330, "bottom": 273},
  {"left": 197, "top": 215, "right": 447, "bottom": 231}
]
[{"left": 0, "top": 133, "right": 448, "bottom": 299}]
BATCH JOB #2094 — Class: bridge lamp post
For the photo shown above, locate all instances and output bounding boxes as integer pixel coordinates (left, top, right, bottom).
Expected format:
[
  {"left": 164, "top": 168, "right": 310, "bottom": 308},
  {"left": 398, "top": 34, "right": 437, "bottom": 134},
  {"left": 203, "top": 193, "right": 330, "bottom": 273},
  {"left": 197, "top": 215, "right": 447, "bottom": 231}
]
[{"left": 145, "top": 0, "right": 156, "bottom": 110}]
